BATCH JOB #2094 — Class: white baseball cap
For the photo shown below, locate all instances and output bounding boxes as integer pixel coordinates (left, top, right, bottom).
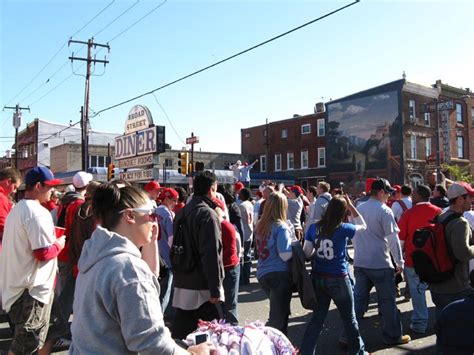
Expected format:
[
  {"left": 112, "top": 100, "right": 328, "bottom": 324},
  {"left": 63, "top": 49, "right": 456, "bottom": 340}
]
[
  {"left": 447, "top": 182, "right": 474, "bottom": 200},
  {"left": 72, "top": 171, "right": 93, "bottom": 189}
]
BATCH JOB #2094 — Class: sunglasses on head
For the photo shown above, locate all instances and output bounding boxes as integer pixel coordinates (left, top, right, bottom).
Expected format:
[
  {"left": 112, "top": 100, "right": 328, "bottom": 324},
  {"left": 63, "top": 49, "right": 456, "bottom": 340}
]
[{"left": 119, "top": 207, "right": 158, "bottom": 222}]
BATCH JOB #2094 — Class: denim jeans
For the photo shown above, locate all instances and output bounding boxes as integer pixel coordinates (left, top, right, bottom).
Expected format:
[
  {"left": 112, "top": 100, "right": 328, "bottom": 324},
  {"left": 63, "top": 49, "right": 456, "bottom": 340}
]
[
  {"left": 223, "top": 265, "right": 240, "bottom": 325},
  {"left": 301, "top": 276, "right": 365, "bottom": 355},
  {"left": 405, "top": 267, "right": 428, "bottom": 333},
  {"left": 159, "top": 270, "right": 174, "bottom": 320},
  {"left": 258, "top": 271, "right": 292, "bottom": 335},
  {"left": 240, "top": 240, "right": 252, "bottom": 285},
  {"left": 430, "top": 288, "right": 472, "bottom": 321},
  {"left": 354, "top": 267, "right": 403, "bottom": 344}
]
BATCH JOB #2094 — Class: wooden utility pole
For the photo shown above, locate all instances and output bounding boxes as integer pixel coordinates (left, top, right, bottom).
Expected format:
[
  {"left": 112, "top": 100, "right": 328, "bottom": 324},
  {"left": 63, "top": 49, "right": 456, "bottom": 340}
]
[
  {"left": 3, "top": 103, "right": 30, "bottom": 168},
  {"left": 69, "top": 38, "right": 110, "bottom": 170}
]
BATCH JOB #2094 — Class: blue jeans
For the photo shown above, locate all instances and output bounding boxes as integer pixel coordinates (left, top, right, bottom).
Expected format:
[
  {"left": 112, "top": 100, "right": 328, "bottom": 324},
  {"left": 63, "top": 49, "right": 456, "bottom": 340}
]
[
  {"left": 258, "top": 271, "right": 292, "bottom": 335},
  {"left": 301, "top": 276, "right": 365, "bottom": 355},
  {"left": 159, "top": 270, "right": 175, "bottom": 320},
  {"left": 240, "top": 240, "right": 252, "bottom": 285},
  {"left": 354, "top": 267, "right": 403, "bottom": 344},
  {"left": 405, "top": 267, "right": 428, "bottom": 333},
  {"left": 430, "top": 288, "right": 472, "bottom": 321},
  {"left": 223, "top": 265, "right": 240, "bottom": 325}
]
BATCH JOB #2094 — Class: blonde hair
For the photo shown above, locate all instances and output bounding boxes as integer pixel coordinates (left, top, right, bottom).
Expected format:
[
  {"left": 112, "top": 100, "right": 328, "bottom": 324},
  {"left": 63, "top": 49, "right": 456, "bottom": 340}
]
[{"left": 256, "top": 192, "right": 288, "bottom": 240}]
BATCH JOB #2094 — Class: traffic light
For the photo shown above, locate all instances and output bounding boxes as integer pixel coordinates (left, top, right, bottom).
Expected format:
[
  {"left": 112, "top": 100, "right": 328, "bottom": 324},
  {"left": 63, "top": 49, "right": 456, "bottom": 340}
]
[
  {"left": 177, "top": 152, "right": 189, "bottom": 175},
  {"left": 195, "top": 161, "right": 205, "bottom": 172},
  {"left": 107, "top": 163, "right": 115, "bottom": 181}
]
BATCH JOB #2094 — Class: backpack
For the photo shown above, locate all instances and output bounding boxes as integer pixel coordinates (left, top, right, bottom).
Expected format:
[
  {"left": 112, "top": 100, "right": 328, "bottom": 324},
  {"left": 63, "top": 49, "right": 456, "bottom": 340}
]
[
  {"left": 412, "top": 213, "right": 462, "bottom": 283},
  {"left": 169, "top": 206, "right": 199, "bottom": 272}
]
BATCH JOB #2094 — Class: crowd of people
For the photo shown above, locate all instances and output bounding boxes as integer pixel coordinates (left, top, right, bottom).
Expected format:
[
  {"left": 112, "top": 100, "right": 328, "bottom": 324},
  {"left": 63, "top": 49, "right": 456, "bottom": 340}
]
[{"left": 0, "top": 164, "right": 474, "bottom": 354}]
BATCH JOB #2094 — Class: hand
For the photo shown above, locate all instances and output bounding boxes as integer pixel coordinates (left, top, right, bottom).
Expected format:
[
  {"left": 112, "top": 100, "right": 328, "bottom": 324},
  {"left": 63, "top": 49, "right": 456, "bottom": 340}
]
[
  {"left": 187, "top": 341, "right": 216, "bottom": 355},
  {"left": 55, "top": 235, "right": 66, "bottom": 250},
  {"left": 395, "top": 266, "right": 403, "bottom": 275},
  {"left": 208, "top": 297, "right": 221, "bottom": 304}
]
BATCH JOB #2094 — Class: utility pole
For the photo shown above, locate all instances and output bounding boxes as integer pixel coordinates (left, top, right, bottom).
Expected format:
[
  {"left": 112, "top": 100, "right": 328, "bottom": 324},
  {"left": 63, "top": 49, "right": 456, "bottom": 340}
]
[
  {"left": 264, "top": 118, "right": 269, "bottom": 171},
  {"left": 3, "top": 103, "right": 30, "bottom": 168},
  {"left": 69, "top": 37, "right": 110, "bottom": 171}
]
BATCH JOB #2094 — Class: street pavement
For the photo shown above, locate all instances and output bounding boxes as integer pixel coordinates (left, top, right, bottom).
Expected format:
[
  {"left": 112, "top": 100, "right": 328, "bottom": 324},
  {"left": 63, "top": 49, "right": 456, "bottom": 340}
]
[{"left": 0, "top": 261, "right": 437, "bottom": 354}]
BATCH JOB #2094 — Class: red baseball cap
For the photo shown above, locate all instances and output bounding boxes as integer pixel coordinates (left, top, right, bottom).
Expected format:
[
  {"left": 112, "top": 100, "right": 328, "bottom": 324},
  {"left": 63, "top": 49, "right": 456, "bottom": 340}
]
[
  {"left": 365, "top": 178, "right": 376, "bottom": 194},
  {"left": 144, "top": 180, "right": 160, "bottom": 192},
  {"left": 161, "top": 188, "right": 179, "bottom": 200},
  {"left": 392, "top": 185, "right": 402, "bottom": 193},
  {"left": 234, "top": 182, "right": 244, "bottom": 191}
]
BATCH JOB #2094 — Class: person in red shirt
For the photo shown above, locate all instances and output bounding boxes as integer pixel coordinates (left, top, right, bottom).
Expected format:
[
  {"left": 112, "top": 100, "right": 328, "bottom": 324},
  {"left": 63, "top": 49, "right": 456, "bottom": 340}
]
[
  {"left": 398, "top": 184, "right": 441, "bottom": 334},
  {"left": 172, "top": 186, "right": 187, "bottom": 214},
  {"left": 0, "top": 167, "right": 21, "bottom": 248},
  {"left": 41, "top": 189, "right": 60, "bottom": 211}
]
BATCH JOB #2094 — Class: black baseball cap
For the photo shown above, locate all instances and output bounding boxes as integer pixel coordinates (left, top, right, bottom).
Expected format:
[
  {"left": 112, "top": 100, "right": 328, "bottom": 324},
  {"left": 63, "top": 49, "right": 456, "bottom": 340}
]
[{"left": 371, "top": 178, "right": 395, "bottom": 194}]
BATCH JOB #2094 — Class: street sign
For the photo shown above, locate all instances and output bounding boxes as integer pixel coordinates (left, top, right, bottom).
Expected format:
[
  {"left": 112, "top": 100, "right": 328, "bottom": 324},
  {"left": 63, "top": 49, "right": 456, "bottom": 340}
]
[
  {"left": 186, "top": 136, "right": 199, "bottom": 145},
  {"left": 119, "top": 168, "right": 158, "bottom": 182},
  {"left": 117, "top": 154, "right": 158, "bottom": 169}
]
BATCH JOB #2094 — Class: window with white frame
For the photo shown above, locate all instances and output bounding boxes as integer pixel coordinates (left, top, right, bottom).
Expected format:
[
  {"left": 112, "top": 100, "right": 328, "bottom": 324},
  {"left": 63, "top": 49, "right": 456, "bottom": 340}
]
[
  {"left": 457, "top": 136, "right": 464, "bottom": 158},
  {"left": 410, "top": 135, "right": 417, "bottom": 159},
  {"left": 245, "top": 132, "right": 251, "bottom": 138},
  {"left": 456, "top": 103, "right": 463, "bottom": 123},
  {"left": 260, "top": 155, "right": 267, "bottom": 172},
  {"left": 301, "top": 124, "right": 311, "bottom": 135},
  {"left": 89, "top": 155, "right": 108, "bottom": 168},
  {"left": 317, "top": 119, "right": 325, "bottom": 136},
  {"left": 424, "top": 112, "right": 431, "bottom": 127},
  {"left": 275, "top": 154, "right": 282, "bottom": 171},
  {"left": 281, "top": 129, "right": 288, "bottom": 139},
  {"left": 165, "top": 158, "right": 173, "bottom": 168},
  {"left": 318, "top": 147, "right": 326, "bottom": 167},
  {"left": 301, "top": 150, "right": 308, "bottom": 168},
  {"left": 287, "top": 152, "right": 294, "bottom": 170},
  {"left": 409, "top": 100, "right": 416, "bottom": 122},
  {"left": 425, "top": 137, "right": 432, "bottom": 158}
]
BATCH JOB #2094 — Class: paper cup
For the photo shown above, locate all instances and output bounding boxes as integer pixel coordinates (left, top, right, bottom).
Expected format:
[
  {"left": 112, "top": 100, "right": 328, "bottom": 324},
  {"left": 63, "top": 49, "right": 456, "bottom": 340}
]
[{"left": 55, "top": 227, "right": 66, "bottom": 238}]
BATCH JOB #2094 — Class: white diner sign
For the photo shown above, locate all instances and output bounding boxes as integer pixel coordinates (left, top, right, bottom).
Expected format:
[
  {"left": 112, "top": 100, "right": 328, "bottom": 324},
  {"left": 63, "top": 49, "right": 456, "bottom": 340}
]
[
  {"left": 115, "top": 126, "right": 159, "bottom": 160},
  {"left": 125, "top": 105, "right": 153, "bottom": 135},
  {"left": 117, "top": 154, "right": 158, "bottom": 169}
]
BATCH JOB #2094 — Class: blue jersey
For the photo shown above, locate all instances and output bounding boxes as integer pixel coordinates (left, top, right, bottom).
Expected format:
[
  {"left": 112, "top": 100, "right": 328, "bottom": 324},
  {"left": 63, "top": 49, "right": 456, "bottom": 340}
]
[
  {"left": 305, "top": 222, "right": 356, "bottom": 276},
  {"left": 256, "top": 223, "right": 292, "bottom": 279}
]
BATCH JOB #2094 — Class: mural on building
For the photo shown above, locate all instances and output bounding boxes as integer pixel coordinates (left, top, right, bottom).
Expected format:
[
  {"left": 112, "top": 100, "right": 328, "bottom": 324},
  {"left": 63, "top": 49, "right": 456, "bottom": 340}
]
[{"left": 327, "top": 90, "right": 402, "bottom": 191}]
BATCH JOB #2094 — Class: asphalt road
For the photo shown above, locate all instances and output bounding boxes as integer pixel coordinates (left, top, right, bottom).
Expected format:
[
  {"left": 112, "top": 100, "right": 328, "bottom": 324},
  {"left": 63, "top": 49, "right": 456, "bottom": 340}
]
[{"left": 0, "top": 261, "right": 437, "bottom": 354}]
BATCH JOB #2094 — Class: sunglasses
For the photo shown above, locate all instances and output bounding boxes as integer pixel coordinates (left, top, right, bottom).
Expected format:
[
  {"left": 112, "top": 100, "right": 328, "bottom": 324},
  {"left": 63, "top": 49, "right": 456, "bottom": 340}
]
[{"left": 119, "top": 207, "right": 159, "bottom": 222}]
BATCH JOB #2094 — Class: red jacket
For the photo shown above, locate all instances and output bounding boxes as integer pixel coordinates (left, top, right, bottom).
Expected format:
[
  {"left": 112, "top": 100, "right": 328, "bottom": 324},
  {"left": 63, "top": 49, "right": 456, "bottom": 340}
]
[
  {"left": 398, "top": 202, "right": 442, "bottom": 267},
  {"left": 0, "top": 187, "right": 13, "bottom": 240},
  {"left": 58, "top": 198, "right": 84, "bottom": 263},
  {"left": 221, "top": 220, "right": 239, "bottom": 269}
]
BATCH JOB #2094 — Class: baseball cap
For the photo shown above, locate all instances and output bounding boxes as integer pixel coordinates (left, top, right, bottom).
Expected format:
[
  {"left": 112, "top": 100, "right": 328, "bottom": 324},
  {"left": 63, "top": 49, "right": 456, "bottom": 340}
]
[
  {"left": 161, "top": 188, "right": 179, "bottom": 200},
  {"left": 365, "top": 178, "right": 376, "bottom": 193},
  {"left": 392, "top": 185, "right": 402, "bottom": 193},
  {"left": 371, "top": 178, "right": 395, "bottom": 194},
  {"left": 25, "top": 167, "right": 62, "bottom": 186},
  {"left": 234, "top": 182, "right": 244, "bottom": 191},
  {"left": 447, "top": 182, "right": 474, "bottom": 200},
  {"left": 291, "top": 185, "right": 303, "bottom": 196},
  {"left": 73, "top": 171, "right": 93, "bottom": 188},
  {"left": 144, "top": 180, "right": 160, "bottom": 192}
]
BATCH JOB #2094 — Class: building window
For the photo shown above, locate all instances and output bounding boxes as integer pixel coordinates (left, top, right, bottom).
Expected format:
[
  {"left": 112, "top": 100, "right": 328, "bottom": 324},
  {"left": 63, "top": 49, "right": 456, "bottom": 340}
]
[
  {"left": 275, "top": 154, "right": 282, "bottom": 171},
  {"left": 244, "top": 132, "right": 251, "bottom": 138},
  {"left": 301, "top": 124, "right": 311, "bottom": 135},
  {"left": 318, "top": 147, "right": 326, "bottom": 167},
  {"left": 281, "top": 129, "right": 288, "bottom": 139},
  {"left": 409, "top": 99, "right": 416, "bottom": 122},
  {"left": 98, "top": 156, "right": 105, "bottom": 167},
  {"left": 456, "top": 103, "right": 463, "bottom": 123},
  {"left": 425, "top": 137, "right": 432, "bottom": 158},
  {"left": 263, "top": 129, "right": 267, "bottom": 137},
  {"left": 165, "top": 158, "right": 173, "bottom": 168},
  {"left": 260, "top": 155, "right": 266, "bottom": 172},
  {"left": 90, "top": 156, "right": 97, "bottom": 168},
  {"left": 287, "top": 152, "right": 294, "bottom": 170},
  {"left": 457, "top": 136, "right": 464, "bottom": 158},
  {"left": 301, "top": 150, "right": 308, "bottom": 169},
  {"left": 410, "top": 135, "right": 417, "bottom": 159},
  {"left": 424, "top": 112, "right": 431, "bottom": 127},
  {"left": 471, "top": 107, "right": 474, "bottom": 124},
  {"left": 317, "top": 119, "right": 325, "bottom": 136}
]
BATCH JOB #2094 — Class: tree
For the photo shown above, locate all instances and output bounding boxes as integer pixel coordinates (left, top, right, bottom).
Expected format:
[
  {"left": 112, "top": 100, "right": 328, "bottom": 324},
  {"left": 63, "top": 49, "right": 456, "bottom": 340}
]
[{"left": 441, "top": 163, "right": 473, "bottom": 183}]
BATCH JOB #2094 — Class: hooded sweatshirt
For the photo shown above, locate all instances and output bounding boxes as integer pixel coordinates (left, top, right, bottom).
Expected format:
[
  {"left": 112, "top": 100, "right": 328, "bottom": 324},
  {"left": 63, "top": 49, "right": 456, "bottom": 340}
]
[{"left": 70, "top": 226, "right": 177, "bottom": 354}]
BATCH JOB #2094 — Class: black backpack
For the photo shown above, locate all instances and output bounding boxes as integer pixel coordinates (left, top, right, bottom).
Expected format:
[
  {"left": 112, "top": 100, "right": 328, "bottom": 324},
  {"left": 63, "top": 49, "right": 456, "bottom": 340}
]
[{"left": 169, "top": 206, "right": 199, "bottom": 272}]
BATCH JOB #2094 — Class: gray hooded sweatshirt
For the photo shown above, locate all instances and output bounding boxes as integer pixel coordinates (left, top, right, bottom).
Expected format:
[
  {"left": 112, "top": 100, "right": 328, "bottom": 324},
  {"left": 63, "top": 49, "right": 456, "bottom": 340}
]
[{"left": 70, "top": 226, "right": 177, "bottom": 354}]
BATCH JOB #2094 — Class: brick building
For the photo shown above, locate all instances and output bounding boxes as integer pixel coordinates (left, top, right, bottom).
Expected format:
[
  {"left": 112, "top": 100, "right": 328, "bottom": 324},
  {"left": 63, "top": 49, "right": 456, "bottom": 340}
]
[{"left": 241, "top": 109, "right": 327, "bottom": 189}]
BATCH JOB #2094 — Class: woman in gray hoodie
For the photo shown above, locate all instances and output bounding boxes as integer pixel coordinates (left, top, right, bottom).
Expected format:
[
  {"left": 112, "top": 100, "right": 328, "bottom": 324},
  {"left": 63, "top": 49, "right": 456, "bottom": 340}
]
[{"left": 70, "top": 183, "right": 213, "bottom": 354}]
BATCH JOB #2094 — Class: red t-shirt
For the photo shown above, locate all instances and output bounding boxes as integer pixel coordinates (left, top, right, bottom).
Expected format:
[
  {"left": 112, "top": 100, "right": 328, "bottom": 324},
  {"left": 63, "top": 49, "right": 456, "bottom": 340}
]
[
  {"left": 221, "top": 220, "right": 239, "bottom": 269},
  {"left": 398, "top": 202, "right": 442, "bottom": 267},
  {"left": 41, "top": 200, "right": 57, "bottom": 211},
  {"left": 0, "top": 186, "right": 13, "bottom": 240},
  {"left": 58, "top": 198, "right": 84, "bottom": 263}
]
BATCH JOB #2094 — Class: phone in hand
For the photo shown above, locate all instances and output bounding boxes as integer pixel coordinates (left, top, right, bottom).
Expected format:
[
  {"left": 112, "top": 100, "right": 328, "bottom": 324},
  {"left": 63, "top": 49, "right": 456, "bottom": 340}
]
[{"left": 193, "top": 333, "right": 209, "bottom": 345}]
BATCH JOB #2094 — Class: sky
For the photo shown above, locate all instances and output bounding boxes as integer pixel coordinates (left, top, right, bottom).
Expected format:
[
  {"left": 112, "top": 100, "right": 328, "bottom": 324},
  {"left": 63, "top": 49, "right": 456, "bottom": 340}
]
[{"left": 1, "top": 0, "right": 473, "bottom": 158}]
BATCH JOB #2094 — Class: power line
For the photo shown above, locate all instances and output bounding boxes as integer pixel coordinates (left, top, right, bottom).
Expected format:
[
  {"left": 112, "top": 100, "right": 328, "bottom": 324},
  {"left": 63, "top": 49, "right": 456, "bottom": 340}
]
[
  {"left": 4, "top": 0, "right": 116, "bottom": 107},
  {"left": 93, "top": 0, "right": 140, "bottom": 38},
  {"left": 151, "top": 93, "right": 186, "bottom": 146},
  {"left": 92, "top": 0, "right": 360, "bottom": 118}
]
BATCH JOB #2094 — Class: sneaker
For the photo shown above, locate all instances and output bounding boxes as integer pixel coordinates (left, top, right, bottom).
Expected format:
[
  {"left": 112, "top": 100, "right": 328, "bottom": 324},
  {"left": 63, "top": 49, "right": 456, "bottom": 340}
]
[{"left": 384, "top": 334, "right": 411, "bottom": 345}]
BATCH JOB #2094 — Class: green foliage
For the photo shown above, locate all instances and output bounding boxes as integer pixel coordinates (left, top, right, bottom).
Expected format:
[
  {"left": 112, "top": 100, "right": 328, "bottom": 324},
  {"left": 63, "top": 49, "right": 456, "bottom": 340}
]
[{"left": 441, "top": 163, "right": 473, "bottom": 183}]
